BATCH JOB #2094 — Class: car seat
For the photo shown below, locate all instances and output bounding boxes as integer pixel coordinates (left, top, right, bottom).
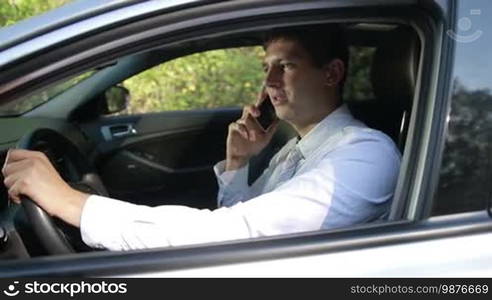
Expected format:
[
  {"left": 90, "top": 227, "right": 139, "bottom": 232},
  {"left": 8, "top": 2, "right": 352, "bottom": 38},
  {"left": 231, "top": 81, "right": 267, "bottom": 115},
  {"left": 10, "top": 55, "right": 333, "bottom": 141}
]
[{"left": 348, "top": 25, "right": 420, "bottom": 152}]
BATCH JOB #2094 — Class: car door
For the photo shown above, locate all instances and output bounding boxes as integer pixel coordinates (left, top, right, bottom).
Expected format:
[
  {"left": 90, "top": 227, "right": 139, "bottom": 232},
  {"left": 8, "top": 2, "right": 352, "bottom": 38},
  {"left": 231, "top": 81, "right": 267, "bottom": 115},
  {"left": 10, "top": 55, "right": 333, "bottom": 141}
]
[{"left": 83, "top": 109, "right": 236, "bottom": 209}]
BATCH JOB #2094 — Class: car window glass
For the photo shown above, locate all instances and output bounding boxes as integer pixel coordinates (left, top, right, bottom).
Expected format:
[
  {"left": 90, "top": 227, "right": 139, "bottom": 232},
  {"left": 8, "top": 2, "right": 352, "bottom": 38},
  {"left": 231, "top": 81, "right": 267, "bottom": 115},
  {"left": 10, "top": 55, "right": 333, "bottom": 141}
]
[
  {"left": 433, "top": 0, "right": 492, "bottom": 215},
  {"left": 0, "top": 70, "right": 95, "bottom": 116},
  {"left": 117, "top": 46, "right": 265, "bottom": 114}
]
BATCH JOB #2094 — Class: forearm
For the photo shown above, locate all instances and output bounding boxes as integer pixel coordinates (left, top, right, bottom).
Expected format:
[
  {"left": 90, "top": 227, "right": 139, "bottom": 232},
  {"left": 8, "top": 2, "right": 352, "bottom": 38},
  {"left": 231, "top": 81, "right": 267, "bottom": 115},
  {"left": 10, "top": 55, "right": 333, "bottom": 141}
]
[{"left": 52, "top": 189, "right": 90, "bottom": 228}]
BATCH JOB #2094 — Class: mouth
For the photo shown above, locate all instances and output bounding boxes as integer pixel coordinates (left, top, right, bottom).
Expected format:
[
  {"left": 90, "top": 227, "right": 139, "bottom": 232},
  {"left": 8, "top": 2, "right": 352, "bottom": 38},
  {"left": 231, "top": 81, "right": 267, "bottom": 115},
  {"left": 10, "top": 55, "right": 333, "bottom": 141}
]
[{"left": 268, "top": 90, "right": 288, "bottom": 106}]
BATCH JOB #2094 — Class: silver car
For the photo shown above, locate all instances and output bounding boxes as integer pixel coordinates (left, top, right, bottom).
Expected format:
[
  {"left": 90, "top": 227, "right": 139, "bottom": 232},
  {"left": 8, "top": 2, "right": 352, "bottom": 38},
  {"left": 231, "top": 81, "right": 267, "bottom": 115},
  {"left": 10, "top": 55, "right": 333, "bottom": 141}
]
[{"left": 0, "top": 0, "right": 490, "bottom": 277}]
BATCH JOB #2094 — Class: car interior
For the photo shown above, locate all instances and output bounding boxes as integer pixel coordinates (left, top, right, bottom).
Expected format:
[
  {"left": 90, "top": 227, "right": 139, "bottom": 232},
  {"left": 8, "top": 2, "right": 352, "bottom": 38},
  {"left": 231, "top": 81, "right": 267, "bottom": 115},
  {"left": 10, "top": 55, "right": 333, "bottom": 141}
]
[{"left": 0, "top": 20, "right": 421, "bottom": 260}]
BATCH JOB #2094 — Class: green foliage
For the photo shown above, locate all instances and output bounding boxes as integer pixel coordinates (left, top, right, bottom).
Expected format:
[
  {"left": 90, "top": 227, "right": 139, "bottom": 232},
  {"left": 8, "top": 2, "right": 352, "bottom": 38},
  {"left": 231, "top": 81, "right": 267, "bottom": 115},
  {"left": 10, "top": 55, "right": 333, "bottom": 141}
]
[
  {"left": 122, "top": 47, "right": 265, "bottom": 113},
  {"left": 0, "top": 0, "right": 72, "bottom": 27},
  {"left": 344, "top": 47, "right": 375, "bottom": 101}
]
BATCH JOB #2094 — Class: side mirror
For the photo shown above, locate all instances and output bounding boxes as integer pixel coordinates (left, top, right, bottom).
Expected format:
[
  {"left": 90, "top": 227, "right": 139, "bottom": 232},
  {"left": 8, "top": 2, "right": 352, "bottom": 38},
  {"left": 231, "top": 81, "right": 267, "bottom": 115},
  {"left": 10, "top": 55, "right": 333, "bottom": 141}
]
[{"left": 103, "top": 85, "right": 129, "bottom": 114}]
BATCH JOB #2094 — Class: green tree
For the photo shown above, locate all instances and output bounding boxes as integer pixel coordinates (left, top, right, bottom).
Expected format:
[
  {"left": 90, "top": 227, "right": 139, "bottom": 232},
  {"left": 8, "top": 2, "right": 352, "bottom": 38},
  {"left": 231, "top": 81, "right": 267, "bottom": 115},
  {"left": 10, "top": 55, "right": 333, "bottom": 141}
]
[
  {"left": 434, "top": 80, "right": 492, "bottom": 214},
  {"left": 344, "top": 47, "right": 375, "bottom": 101},
  {"left": 122, "top": 47, "right": 265, "bottom": 113},
  {"left": 0, "top": 0, "right": 72, "bottom": 27}
]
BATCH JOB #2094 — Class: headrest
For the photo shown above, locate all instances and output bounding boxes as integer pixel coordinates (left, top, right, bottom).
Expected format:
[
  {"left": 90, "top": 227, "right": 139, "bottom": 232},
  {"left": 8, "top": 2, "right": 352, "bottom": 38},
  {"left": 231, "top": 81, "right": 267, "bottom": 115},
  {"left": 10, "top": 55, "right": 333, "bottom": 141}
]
[{"left": 370, "top": 26, "right": 420, "bottom": 109}]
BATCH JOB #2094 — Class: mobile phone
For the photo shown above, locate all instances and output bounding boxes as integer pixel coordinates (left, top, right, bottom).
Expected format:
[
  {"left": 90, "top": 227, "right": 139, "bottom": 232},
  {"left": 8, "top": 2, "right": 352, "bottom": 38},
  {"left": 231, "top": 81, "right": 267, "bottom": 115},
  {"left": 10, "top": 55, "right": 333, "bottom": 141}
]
[{"left": 256, "top": 95, "right": 277, "bottom": 131}]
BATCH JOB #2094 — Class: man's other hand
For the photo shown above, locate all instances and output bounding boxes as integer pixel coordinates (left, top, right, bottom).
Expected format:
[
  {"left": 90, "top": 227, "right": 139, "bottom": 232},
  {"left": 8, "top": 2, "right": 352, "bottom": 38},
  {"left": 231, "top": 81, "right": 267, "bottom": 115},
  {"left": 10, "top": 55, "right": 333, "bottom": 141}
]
[{"left": 2, "top": 149, "right": 89, "bottom": 227}]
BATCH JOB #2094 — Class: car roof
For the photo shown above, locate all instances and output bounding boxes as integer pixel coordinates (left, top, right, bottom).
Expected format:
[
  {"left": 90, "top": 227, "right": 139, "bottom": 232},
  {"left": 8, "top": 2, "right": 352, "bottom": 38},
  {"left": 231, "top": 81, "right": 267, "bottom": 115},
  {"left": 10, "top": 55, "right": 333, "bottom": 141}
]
[
  {"left": 0, "top": 0, "right": 142, "bottom": 52},
  {"left": 0, "top": 0, "right": 205, "bottom": 68},
  {"left": 0, "top": 0, "right": 213, "bottom": 53}
]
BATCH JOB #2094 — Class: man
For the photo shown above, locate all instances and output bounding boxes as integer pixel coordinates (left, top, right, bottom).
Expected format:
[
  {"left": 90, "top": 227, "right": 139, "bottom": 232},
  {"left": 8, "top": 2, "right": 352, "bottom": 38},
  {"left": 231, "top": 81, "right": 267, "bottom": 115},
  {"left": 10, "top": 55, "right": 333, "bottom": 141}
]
[{"left": 2, "top": 25, "right": 401, "bottom": 250}]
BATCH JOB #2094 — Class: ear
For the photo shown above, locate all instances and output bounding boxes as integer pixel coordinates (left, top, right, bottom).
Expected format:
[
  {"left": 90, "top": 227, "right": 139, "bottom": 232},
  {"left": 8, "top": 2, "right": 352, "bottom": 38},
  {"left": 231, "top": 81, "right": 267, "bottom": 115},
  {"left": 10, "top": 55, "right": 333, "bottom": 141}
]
[{"left": 322, "top": 58, "right": 345, "bottom": 87}]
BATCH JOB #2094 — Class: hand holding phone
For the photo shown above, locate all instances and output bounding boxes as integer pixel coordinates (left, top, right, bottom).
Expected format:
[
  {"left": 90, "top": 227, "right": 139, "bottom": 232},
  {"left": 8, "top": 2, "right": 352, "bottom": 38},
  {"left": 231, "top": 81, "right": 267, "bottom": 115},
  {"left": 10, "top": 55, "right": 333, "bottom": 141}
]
[
  {"left": 255, "top": 94, "right": 277, "bottom": 131},
  {"left": 225, "top": 91, "right": 278, "bottom": 171}
]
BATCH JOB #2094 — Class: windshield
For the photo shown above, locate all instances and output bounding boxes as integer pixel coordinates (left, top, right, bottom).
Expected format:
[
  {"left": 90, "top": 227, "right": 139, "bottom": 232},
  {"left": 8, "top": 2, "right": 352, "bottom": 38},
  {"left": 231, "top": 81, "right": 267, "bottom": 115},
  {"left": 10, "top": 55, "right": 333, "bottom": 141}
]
[{"left": 0, "top": 70, "right": 95, "bottom": 116}]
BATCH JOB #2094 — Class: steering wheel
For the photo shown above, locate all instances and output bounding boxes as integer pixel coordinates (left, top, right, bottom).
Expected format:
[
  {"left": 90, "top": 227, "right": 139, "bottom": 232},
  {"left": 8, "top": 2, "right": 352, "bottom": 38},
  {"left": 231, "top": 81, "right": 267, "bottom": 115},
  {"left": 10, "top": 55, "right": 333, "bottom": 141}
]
[{"left": 17, "top": 128, "right": 108, "bottom": 255}]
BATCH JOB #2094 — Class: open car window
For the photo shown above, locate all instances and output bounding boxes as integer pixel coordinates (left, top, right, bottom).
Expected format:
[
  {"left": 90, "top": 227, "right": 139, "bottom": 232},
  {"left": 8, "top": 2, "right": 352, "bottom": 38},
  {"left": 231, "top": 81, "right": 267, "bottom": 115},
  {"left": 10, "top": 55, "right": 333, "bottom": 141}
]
[{"left": 0, "top": 20, "right": 420, "bottom": 254}]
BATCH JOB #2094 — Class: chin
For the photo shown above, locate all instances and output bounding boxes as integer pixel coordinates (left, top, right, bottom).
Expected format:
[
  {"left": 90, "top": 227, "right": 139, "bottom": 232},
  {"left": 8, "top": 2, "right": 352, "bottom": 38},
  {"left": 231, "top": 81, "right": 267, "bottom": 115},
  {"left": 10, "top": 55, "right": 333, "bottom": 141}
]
[{"left": 275, "top": 110, "right": 294, "bottom": 123}]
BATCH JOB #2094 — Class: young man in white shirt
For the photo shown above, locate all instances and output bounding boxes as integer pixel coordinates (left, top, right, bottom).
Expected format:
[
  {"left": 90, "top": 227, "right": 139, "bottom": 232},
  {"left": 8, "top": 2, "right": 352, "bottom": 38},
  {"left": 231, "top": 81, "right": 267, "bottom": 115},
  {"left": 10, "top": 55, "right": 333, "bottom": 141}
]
[{"left": 2, "top": 25, "right": 401, "bottom": 250}]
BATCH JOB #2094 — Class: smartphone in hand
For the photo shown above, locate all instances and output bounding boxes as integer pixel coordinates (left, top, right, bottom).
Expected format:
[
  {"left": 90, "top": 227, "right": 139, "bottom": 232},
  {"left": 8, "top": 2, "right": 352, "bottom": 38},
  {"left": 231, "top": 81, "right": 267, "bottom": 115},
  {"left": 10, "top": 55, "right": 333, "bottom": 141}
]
[{"left": 256, "top": 95, "right": 277, "bottom": 131}]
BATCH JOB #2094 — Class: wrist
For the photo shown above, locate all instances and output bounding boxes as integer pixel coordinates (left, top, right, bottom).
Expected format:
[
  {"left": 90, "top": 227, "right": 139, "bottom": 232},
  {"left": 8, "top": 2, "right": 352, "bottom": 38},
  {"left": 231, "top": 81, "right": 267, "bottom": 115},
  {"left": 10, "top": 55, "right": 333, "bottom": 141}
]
[
  {"left": 55, "top": 188, "right": 90, "bottom": 228},
  {"left": 225, "top": 156, "right": 249, "bottom": 171}
]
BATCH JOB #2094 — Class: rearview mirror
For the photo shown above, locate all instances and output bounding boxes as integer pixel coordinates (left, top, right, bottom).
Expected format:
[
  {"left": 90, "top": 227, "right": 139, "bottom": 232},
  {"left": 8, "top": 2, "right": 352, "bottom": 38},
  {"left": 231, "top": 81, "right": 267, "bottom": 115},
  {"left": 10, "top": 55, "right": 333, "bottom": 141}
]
[{"left": 103, "top": 85, "right": 129, "bottom": 114}]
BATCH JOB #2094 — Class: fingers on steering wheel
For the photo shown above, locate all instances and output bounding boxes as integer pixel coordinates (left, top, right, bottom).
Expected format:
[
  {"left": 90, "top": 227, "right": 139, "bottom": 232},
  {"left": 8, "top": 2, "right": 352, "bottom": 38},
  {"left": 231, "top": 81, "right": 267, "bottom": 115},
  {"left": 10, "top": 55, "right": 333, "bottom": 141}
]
[
  {"left": 6, "top": 177, "right": 24, "bottom": 204},
  {"left": 8, "top": 190, "right": 20, "bottom": 204},
  {"left": 4, "top": 150, "right": 46, "bottom": 173}
]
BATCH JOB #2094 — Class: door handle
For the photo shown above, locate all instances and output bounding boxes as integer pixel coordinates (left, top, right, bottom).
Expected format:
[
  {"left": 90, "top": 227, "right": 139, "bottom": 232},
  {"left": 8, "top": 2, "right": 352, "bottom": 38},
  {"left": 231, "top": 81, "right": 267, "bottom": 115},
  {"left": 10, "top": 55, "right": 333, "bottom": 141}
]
[{"left": 101, "top": 124, "right": 137, "bottom": 140}]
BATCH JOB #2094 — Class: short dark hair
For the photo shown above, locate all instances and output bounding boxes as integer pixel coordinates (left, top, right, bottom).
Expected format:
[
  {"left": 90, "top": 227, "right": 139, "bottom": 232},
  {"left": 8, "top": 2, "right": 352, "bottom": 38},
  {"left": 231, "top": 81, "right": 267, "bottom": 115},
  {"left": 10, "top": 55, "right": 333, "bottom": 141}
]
[{"left": 263, "top": 24, "right": 349, "bottom": 96}]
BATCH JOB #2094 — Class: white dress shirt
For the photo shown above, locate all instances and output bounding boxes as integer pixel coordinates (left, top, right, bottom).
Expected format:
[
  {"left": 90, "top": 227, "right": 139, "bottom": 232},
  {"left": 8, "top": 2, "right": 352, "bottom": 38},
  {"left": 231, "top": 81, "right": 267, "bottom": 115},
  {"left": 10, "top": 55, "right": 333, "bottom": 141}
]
[{"left": 80, "top": 105, "right": 401, "bottom": 250}]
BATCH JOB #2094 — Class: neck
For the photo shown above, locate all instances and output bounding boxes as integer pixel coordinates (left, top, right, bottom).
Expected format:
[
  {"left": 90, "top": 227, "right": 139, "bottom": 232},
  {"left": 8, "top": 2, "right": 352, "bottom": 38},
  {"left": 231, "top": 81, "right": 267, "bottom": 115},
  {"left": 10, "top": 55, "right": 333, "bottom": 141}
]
[
  {"left": 293, "top": 101, "right": 341, "bottom": 138},
  {"left": 294, "top": 122, "right": 321, "bottom": 138}
]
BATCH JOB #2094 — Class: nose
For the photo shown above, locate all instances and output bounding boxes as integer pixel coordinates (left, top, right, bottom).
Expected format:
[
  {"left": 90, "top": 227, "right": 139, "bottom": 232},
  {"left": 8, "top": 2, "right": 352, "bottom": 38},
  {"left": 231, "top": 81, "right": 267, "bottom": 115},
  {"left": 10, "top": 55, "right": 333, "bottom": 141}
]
[{"left": 264, "top": 65, "right": 282, "bottom": 88}]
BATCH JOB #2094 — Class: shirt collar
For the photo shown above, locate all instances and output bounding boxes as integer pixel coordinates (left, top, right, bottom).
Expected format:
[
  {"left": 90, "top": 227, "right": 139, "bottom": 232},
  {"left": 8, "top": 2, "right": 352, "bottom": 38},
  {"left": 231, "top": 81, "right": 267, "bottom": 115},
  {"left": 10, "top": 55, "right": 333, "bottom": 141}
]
[{"left": 296, "top": 104, "right": 354, "bottom": 159}]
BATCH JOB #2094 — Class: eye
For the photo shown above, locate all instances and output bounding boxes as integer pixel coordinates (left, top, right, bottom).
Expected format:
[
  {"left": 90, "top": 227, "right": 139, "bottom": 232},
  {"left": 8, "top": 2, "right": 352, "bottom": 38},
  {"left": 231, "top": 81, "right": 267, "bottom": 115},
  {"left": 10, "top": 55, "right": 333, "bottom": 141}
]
[{"left": 281, "top": 62, "right": 295, "bottom": 70}]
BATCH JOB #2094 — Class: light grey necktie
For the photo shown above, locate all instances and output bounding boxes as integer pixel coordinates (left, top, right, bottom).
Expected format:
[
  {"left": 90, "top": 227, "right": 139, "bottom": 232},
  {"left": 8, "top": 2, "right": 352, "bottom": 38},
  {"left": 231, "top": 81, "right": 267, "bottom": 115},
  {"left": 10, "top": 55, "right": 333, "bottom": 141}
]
[{"left": 275, "top": 146, "right": 303, "bottom": 188}]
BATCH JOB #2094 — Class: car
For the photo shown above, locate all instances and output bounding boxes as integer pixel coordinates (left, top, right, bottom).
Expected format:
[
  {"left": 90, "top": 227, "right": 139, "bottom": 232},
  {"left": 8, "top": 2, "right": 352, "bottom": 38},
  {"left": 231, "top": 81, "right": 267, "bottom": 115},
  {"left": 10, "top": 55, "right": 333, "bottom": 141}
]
[{"left": 0, "top": 0, "right": 490, "bottom": 277}]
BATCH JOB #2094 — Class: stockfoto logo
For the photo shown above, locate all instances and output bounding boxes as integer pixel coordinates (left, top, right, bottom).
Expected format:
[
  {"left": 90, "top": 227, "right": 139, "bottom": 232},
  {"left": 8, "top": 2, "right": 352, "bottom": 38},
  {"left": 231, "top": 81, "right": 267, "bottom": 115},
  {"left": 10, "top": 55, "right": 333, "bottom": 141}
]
[
  {"left": 3, "top": 281, "right": 20, "bottom": 297},
  {"left": 2, "top": 281, "right": 127, "bottom": 297},
  {"left": 447, "top": 9, "right": 483, "bottom": 43}
]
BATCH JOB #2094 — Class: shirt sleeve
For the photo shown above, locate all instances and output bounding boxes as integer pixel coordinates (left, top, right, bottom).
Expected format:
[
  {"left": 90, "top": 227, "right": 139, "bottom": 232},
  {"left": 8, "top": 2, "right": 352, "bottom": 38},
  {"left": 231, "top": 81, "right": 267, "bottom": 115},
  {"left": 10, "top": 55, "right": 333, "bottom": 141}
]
[
  {"left": 213, "top": 160, "right": 252, "bottom": 207},
  {"left": 80, "top": 194, "right": 254, "bottom": 250}
]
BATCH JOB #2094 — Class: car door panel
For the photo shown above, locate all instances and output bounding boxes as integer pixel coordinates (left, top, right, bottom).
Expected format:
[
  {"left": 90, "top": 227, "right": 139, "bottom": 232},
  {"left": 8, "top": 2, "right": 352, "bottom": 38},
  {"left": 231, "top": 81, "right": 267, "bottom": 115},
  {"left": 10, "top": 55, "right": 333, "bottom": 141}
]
[{"left": 80, "top": 108, "right": 241, "bottom": 209}]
